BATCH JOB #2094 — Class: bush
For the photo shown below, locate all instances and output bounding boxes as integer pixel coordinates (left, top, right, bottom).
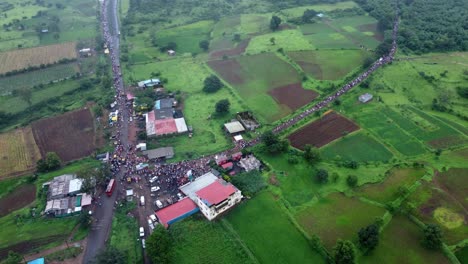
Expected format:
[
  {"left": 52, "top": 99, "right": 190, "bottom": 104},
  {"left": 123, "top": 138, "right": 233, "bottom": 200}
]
[
  {"left": 202, "top": 75, "right": 223, "bottom": 93},
  {"left": 346, "top": 175, "right": 358, "bottom": 187},
  {"left": 315, "top": 169, "right": 328, "bottom": 184},
  {"left": 231, "top": 170, "right": 266, "bottom": 197},
  {"left": 422, "top": 224, "right": 443, "bottom": 250}
]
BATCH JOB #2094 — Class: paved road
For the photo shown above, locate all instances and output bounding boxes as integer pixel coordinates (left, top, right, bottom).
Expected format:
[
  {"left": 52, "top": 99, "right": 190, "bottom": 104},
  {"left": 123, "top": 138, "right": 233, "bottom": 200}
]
[{"left": 82, "top": 0, "right": 129, "bottom": 262}]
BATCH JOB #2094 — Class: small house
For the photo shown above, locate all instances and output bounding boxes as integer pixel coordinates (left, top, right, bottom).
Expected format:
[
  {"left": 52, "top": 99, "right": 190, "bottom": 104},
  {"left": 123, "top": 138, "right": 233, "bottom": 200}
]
[
  {"left": 224, "top": 121, "right": 245, "bottom": 135},
  {"left": 359, "top": 93, "right": 373, "bottom": 103}
]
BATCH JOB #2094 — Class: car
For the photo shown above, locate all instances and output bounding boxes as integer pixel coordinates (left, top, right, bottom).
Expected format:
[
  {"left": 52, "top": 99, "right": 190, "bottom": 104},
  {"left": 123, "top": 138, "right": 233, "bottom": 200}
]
[
  {"left": 140, "top": 196, "right": 145, "bottom": 206},
  {"left": 141, "top": 239, "right": 146, "bottom": 249},
  {"left": 149, "top": 176, "right": 158, "bottom": 183},
  {"left": 149, "top": 214, "right": 157, "bottom": 222},
  {"left": 151, "top": 186, "right": 160, "bottom": 192},
  {"left": 139, "top": 227, "right": 144, "bottom": 237},
  {"left": 155, "top": 200, "right": 163, "bottom": 208},
  {"left": 177, "top": 193, "right": 183, "bottom": 200}
]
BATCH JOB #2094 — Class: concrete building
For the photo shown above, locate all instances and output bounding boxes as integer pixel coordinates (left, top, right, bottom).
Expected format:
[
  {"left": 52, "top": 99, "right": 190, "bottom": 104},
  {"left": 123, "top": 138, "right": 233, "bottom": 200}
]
[
  {"left": 143, "top": 147, "right": 175, "bottom": 160},
  {"left": 359, "top": 93, "right": 373, "bottom": 103},
  {"left": 44, "top": 175, "right": 91, "bottom": 217},
  {"left": 194, "top": 179, "right": 242, "bottom": 220},
  {"left": 239, "top": 155, "right": 262, "bottom": 172},
  {"left": 155, "top": 198, "right": 199, "bottom": 227}
]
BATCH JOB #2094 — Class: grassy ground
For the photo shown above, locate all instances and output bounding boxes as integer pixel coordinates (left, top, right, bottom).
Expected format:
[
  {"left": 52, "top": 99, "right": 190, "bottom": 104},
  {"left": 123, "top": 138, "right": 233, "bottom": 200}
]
[
  {"left": 0, "top": 63, "right": 79, "bottom": 95},
  {"left": 360, "top": 215, "right": 450, "bottom": 264},
  {"left": 170, "top": 216, "right": 255, "bottom": 264},
  {"left": 322, "top": 132, "right": 393, "bottom": 162},
  {"left": 356, "top": 167, "right": 426, "bottom": 203},
  {"left": 227, "top": 191, "right": 325, "bottom": 264},
  {"left": 301, "top": 22, "right": 357, "bottom": 49},
  {"left": 279, "top": 1, "right": 359, "bottom": 18},
  {"left": 327, "top": 15, "right": 381, "bottom": 49},
  {"left": 295, "top": 192, "right": 386, "bottom": 250},
  {"left": 110, "top": 202, "right": 143, "bottom": 264},
  {"left": 246, "top": 30, "right": 314, "bottom": 54}
]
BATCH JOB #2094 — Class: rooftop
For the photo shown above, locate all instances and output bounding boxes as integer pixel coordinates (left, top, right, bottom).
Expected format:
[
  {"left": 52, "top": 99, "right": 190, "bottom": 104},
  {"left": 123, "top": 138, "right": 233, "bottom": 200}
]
[
  {"left": 196, "top": 179, "right": 238, "bottom": 206},
  {"left": 155, "top": 98, "right": 175, "bottom": 110},
  {"left": 224, "top": 121, "right": 245, "bottom": 134},
  {"left": 155, "top": 118, "right": 178, "bottom": 135},
  {"left": 143, "top": 147, "right": 174, "bottom": 160},
  {"left": 154, "top": 108, "right": 174, "bottom": 120},
  {"left": 155, "top": 198, "right": 199, "bottom": 227},
  {"left": 179, "top": 172, "right": 218, "bottom": 200}
]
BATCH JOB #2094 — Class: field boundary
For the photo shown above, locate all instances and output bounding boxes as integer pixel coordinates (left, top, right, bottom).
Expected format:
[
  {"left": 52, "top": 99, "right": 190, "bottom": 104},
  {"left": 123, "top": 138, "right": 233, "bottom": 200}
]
[{"left": 220, "top": 219, "right": 260, "bottom": 264}]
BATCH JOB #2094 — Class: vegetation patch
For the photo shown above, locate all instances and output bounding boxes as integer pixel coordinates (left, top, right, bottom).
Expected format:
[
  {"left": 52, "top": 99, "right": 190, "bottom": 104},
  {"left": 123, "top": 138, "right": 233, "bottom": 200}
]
[
  {"left": 170, "top": 217, "right": 254, "bottom": 264},
  {"left": 0, "top": 42, "right": 77, "bottom": 74},
  {"left": 295, "top": 192, "right": 386, "bottom": 250},
  {"left": 0, "top": 126, "right": 41, "bottom": 178},
  {"left": 433, "top": 207, "right": 464, "bottom": 230},
  {"left": 227, "top": 191, "right": 325, "bottom": 263},
  {"left": 356, "top": 168, "right": 425, "bottom": 203},
  {"left": 246, "top": 29, "right": 314, "bottom": 54},
  {"left": 288, "top": 111, "right": 360, "bottom": 149},
  {"left": 31, "top": 108, "right": 99, "bottom": 162},
  {"left": 322, "top": 132, "right": 393, "bottom": 162},
  {"left": 287, "top": 50, "right": 368, "bottom": 80},
  {"left": 360, "top": 216, "right": 449, "bottom": 264}
]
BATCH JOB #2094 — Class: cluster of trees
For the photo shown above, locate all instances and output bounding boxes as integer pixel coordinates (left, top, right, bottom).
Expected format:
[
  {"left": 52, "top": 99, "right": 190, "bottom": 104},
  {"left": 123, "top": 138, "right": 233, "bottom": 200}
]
[
  {"left": 230, "top": 170, "right": 266, "bottom": 197},
  {"left": 203, "top": 75, "right": 223, "bottom": 93},
  {"left": 261, "top": 131, "right": 289, "bottom": 154},
  {"left": 77, "top": 164, "right": 112, "bottom": 195},
  {"left": 36, "top": 152, "right": 61, "bottom": 172}
]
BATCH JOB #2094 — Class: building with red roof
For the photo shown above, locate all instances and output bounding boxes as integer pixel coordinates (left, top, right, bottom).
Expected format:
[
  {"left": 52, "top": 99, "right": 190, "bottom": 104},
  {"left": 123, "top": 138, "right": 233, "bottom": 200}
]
[
  {"left": 194, "top": 179, "right": 242, "bottom": 220},
  {"left": 221, "top": 162, "right": 233, "bottom": 170},
  {"left": 155, "top": 197, "right": 199, "bottom": 228}
]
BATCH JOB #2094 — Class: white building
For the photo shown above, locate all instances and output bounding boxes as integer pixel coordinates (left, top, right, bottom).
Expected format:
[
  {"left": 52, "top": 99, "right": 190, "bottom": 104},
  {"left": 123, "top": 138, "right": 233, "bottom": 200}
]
[{"left": 179, "top": 172, "right": 243, "bottom": 221}]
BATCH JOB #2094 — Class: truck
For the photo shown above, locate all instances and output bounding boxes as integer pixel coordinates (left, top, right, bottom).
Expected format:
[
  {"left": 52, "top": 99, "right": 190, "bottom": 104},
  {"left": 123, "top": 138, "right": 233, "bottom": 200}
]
[{"left": 140, "top": 196, "right": 145, "bottom": 206}]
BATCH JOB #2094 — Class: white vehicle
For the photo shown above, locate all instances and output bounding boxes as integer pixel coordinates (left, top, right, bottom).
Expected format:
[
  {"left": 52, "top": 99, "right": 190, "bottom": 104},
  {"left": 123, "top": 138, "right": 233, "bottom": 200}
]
[
  {"left": 177, "top": 193, "right": 183, "bottom": 200},
  {"left": 149, "top": 176, "right": 158, "bottom": 183},
  {"left": 140, "top": 196, "right": 145, "bottom": 206},
  {"left": 151, "top": 186, "right": 160, "bottom": 192},
  {"left": 155, "top": 200, "right": 163, "bottom": 208},
  {"left": 141, "top": 239, "right": 146, "bottom": 249},
  {"left": 139, "top": 227, "right": 144, "bottom": 237},
  {"left": 149, "top": 214, "right": 157, "bottom": 222}
]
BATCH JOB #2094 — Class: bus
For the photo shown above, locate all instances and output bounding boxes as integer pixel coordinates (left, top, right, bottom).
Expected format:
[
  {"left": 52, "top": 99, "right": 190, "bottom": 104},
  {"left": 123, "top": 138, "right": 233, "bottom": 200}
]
[{"left": 105, "top": 179, "right": 115, "bottom": 197}]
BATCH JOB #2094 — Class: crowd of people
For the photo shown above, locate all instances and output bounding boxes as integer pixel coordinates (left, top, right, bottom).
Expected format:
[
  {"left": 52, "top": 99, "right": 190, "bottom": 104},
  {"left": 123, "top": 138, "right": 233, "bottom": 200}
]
[{"left": 100, "top": 0, "right": 400, "bottom": 204}]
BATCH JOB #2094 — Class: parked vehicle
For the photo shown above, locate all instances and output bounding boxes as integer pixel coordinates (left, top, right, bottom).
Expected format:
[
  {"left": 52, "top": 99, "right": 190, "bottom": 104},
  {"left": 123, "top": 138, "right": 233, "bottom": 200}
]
[
  {"left": 149, "top": 214, "right": 157, "bottom": 222},
  {"left": 105, "top": 179, "right": 115, "bottom": 197},
  {"left": 155, "top": 200, "right": 163, "bottom": 208},
  {"left": 149, "top": 176, "right": 158, "bottom": 183},
  {"left": 141, "top": 239, "right": 146, "bottom": 249},
  {"left": 139, "top": 227, "right": 144, "bottom": 237},
  {"left": 140, "top": 196, "right": 145, "bottom": 206},
  {"left": 151, "top": 186, "right": 160, "bottom": 192}
]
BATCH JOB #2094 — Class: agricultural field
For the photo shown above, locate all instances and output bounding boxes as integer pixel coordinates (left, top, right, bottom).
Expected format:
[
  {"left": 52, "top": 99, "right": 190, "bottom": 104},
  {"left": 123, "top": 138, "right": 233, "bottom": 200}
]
[
  {"left": 0, "top": 42, "right": 77, "bottom": 74},
  {"left": 0, "top": 184, "right": 36, "bottom": 217},
  {"left": 0, "top": 127, "right": 41, "bottom": 179},
  {"left": 287, "top": 49, "right": 369, "bottom": 80},
  {"left": 326, "top": 15, "right": 383, "bottom": 48},
  {"left": 0, "top": 63, "right": 79, "bottom": 94},
  {"left": 295, "top": 192, "right": 386, "bottom": 250},
  {"left": 246, "top": 29, "right": 314, "bottom": 54},
  {"left": 208, "top": 53, "right": 316, "bottom": 122},
  {"left": 322, "top": 132, "right": 393, "bottom": 162},
  {"left": 360, "top": 216, "right": 450, "bottom": 264},
  {"left": 170, "top": 217, "right": 255, "bottom": 264},
  {"left": 227, "top": 191, "right": 325, "bottom": 264},
  {"left": 288, "top": 111, "right": 360, "bottom": 149},
  {"left": 407, "top": 171, "right": 468, "bottom": 245},
  {"left": 356, "top": 168, "right": 426, "bottom": 203},
  {"left": 0, "top": 0, "right": 97, "bottom": 51},
  {"left": 31, "top": 108, "right": 100, "bottom": 162}
]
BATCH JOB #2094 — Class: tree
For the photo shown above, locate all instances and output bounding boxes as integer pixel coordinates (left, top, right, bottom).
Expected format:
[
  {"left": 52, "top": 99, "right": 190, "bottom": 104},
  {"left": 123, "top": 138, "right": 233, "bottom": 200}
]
[
  {"left": 270, "top": 15, "right": 282, "bottom": 31},
  {"left": 302, "top": 9, "right": 317, "bottom": 23},
  {"left": 199, "top": 40, "right": 209, "bottom": 51},
  {"left": 202, "top": 75, "right": 223, "bottom": 93},
  {"left": 358, "top": 224, "right": 379, "bottom": 251},
  {"left": 147, "top": 225, "right": 173, "bottom": 264},
  {"left": 4, "top": 251, "right": 22, "bottom": 264},
  {"left": 363, "top": 57, "right": 374, "bottom": 68},
  {"left": 303, "top": 144, "right": 321, "bottom": 164},
  {"left": 36, "top": 159, "right": 49, "bottom": 173},
  {"left": 233, "top": 33, "right": 241, "bottom": 42},
  {"left": 270, "top": 37, "right": 276, "bottom": 45},
  {"left": 215, "top": 99, "right": 230, "bottom": 114},
  {"left": 93, "top": 246, "right": 125, "bottom": 264},
  {"left": 316, "top": 169, "right": 328, "bottom": 183},
  {"left": 166, "top": 41, "right": 177, "bottom": 51},
  {"left": 333, "top": 240, "right": 356, "bottom": 264},
  {"left": 17, "top": 88, "right": 32, "bottom": 105},
  {"left": 456, "top": 86, "right": 468, "bottom": 98},
  {"left": 78, "top": 211, "right": 92, "bottom": 228},
  {"left": 45, "top": 152, "right": 61, "bottom": 170},
  {"left": 77, "top": 167, "right": 96, "bottom": 194},
  {"left": 423, "top": 224, "right": 443, "bottom": 250},
  {"left": 347, "top": 175, "right": 358, "bottom": 187},
  {"left": 261, "top": 131, "right": 288, "bottom": 154}
]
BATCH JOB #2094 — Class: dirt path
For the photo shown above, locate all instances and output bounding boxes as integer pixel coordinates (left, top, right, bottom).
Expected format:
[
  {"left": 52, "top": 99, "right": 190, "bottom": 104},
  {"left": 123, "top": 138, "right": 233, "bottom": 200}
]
[{"left": 24, "top": 240, "right": 86, "bottom": 263}]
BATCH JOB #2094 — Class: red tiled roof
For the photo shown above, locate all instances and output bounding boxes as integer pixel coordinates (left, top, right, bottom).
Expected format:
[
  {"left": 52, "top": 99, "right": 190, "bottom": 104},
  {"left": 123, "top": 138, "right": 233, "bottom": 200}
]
[
  {"left": 155, "top": 118, "right": 178, "bottom": 135},
  {"left": 196, "top": 179, "right": 238, "bottom": 206},
  {"left": 221, "top": 162, "right": 233, "bottom": 169},
  {"left": 126, "top": 92, "right": 135, "bottom": 100},
  {"left": 155, "top": 198, "right": 198, "bottom": 228}
]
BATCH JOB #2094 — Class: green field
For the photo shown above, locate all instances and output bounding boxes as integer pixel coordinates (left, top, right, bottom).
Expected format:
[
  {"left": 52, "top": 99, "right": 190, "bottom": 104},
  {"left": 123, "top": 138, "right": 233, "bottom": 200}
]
[
  {"left": 327, "top": 15, "right": 382, "bottom": 48},
  {"left": 360, "top": 216, "right": 450, "bottom": 264},
  {"left": 279, "top": 1, "right": 359, "bottom": 17},
  {"left": 356, "top": 168, "right": 426, "bottom": 203},
  {"left": 170, "top": 217, "right": 255, "bottom": 264},
  {"left": 0, "top": 63, "right": 79, "bottom": 94},
  {"left": 322, "top": 132, "right": 393, "bottom": 162},
  {"left": 227, "top": 191, "right": 325, "bottom": 264},
  {"left": 246, "top": 30, "right": 314, "bottom": 54},
  {"left": 110, "top": 202, "right": 143, "bottom": 264},
  {"left": 287, "top": 49, "right": 369, "bottom": 80},
  {"left": 0, "top": 0, "right": 97, "bottom": 51},
  {"left": 209, "top": 53, "right": 303, "bottom": 122},
  {"left": 295, "top": 192, "right": 386, "bottom": 250}
]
